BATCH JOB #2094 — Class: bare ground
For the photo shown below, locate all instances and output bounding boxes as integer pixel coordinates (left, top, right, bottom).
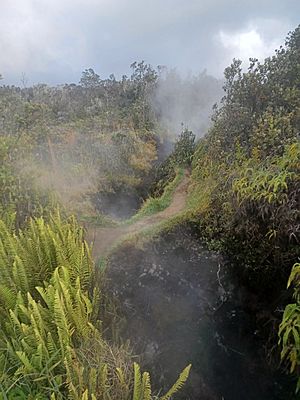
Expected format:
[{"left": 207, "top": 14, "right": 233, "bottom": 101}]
[{"left": 86, "top": 171, "right": 190, "bottom": 260}]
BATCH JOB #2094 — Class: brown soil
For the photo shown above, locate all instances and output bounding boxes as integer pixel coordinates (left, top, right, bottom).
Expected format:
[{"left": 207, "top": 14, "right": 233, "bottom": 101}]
[{"left": 86, "top": 171, "right": 190, "bottom": 260}]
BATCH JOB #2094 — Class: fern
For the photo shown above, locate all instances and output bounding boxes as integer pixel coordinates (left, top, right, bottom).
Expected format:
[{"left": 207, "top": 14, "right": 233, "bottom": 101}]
[
  {"left": 279, "top": 263, "right": 300, "bottom": 392},
  {"left": 160, "top": 364, "right": 191, "bottom": 400},
  {"left": 131, "top": 363, "right": 191, "bottom": 400},
  {"left": 141, "top": 372, "right": 151, "bottom": 400},
  {"left": 132, "top": 362, "right": 142, "bottom": 400},
  {"left": 0, "top": 213, "right": 191, "bottom": 399}
]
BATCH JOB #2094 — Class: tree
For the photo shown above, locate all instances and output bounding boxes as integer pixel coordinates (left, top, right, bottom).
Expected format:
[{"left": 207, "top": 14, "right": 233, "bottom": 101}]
[
  {"left": 129, "top": 61, "right": 158, "bottom": 129},
  {"left": 79, "top": 68, "right": 101, "bottom": 88}
]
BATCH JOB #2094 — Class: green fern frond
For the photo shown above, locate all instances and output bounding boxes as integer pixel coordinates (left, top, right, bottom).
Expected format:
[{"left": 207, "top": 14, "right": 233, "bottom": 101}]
[
  {"left": 53, "top": 289, "right": 73, "bottom": 351},
  {"left": 160, "top": 364, "right": 191, "bottom": 400},
  {"left": 141, "top": 371, "right": 152, "bottom": 400},
  {"left": 0, "top": 285, "right": 16, "bottom": 311},
  {"left": 15, "top": 351, "right": 35, "bottom": 373},
  {"left": 133, "top": 362, "right": 142, "bottom": 400},
  {"left": 116, "top": 367, "right": 126, "bottom": 386}
]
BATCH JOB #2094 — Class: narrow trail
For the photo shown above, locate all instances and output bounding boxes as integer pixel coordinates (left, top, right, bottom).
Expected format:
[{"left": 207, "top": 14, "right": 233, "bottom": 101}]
[{"left": 86, "top": 171, "right": 190, "bottom": 260}]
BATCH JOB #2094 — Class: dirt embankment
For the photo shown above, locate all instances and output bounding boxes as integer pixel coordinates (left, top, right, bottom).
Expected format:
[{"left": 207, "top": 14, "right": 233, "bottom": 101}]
[{"left": 86, "top": 171, "right": 190, "bottom": 259}]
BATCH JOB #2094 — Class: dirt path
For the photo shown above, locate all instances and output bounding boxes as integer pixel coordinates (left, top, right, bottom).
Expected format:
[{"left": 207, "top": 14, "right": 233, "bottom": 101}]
[{"left": 86, "top": 171, "right": 190, "bottom": 260}]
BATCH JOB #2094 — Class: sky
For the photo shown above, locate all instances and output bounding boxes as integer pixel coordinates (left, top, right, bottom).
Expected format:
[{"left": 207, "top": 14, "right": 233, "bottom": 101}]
[{"left": 0, "top": 0, "right": 299, "bottom": 85}]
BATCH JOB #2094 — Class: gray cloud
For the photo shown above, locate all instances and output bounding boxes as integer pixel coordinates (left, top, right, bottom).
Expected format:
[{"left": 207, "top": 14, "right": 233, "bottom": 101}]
[{"left": 0, "top": 0, "right": 299, "bottom": 84}]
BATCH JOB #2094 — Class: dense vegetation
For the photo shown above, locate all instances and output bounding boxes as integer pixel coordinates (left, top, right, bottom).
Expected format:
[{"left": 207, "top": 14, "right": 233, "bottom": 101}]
[
  {"left": 188, "top": 26, "right": 299, "bottom": 286},
  {"left": 0, "top": 62, "right": 162, "bottom": 222},
  {"left": 0, "top": 212, "right": 190, "bottom": 399},
  {"left": 0, "top": 63, "right": 219, "bottom": 222},
  {"left": 186, "top": 26, "right": 300, "bottom": 388}
]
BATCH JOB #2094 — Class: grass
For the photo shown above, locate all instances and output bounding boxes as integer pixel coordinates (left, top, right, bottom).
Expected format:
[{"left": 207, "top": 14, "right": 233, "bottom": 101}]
[
  {"left": 79, "top": 212, "right": 118, "bottom": 227},
  {"left": 107, "top": 172, "right": 218, "bottom": 256},
  {"left": 86, "top": 167, "right": 189, "bottom": 262},
  {"left": 124, "top": 168, "right": 185, "bottom": 225},
  {"left": 103, "top": 208, "right": 192, "bottom": 261},
  {"left": 91, "top": 168, "right": 190, "bottom": 259},
  {"left": 186, "top": 176, "right": 216, "bottom": 214},
  {"left": 79, "top": 168, "right": 185, "bottom": 230}
]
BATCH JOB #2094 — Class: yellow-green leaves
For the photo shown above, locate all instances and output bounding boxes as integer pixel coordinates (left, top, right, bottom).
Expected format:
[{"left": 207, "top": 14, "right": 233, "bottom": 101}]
[
  {"left": 132, "top": 362, "right": 191, "bottom": 400},
  {"left": 0, "top": 213, "right": 97, "bottom": 398},
  {"left": 0, "top": 213, "right": 190, "bottom": 399},
  {"left": 279, "top": 263, "right": 300, "bottom": 392},
  {"left": 160, "top": 364, "right": 191, "bottom": 400}
]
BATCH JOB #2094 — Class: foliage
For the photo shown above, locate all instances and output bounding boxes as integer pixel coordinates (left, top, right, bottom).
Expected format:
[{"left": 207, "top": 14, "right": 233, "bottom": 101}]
[
  {"left": 228, "top": 142, "right": 299, "bottom": 280},
  {"left": 148, "top": 129, "right": 195, "bottom": 202},
  {"left": 171, "top": 129, "right": 195, "bottom": 167},
  {"left": 188, "top": 26, "right": 300, "bottom": 288},
  {"left": 0, "top": 61, "right": 159, "bottom": 133},
  {"left": 131, "top": 362, "right": 191, "bottom": 400},
  {"left": 0, "top": 136, "right": 53, "bottom": 227},
  {"left": 279, "top": 263, "right": 300, "bottom": 393},
  {"left": 96, "top": 130, "right": 158, "bottom": 191},
  {"left": 0, "top": 213, "right": 190, "bottom": 399},
  {"left": 0, "top": 212, "right": 100, "bottom": 398},
  {"left": 78, "top": 212, "right": 118, "bottom": 228},
  {"left": 127, "top": 168, "right": 184, "bottom": 224},
  {"left": 0, "top": 61, "right": 163, "bottom": 222},
  {"left": 80, "top": 68, "right": 101, "bottom": 89},
  {"left": 148, "top": 156, "right": 176, "bottom": 199}
]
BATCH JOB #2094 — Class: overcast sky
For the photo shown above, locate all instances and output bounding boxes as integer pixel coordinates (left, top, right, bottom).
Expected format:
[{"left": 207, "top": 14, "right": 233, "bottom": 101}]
[{"left": 0, "top": 0, "right": 299, "bottom": 85}]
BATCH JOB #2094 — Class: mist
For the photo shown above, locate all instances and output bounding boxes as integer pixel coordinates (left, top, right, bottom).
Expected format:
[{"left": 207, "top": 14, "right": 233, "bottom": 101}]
[{"left": 152, "top": 69, "right": 223, "bottom": 138}]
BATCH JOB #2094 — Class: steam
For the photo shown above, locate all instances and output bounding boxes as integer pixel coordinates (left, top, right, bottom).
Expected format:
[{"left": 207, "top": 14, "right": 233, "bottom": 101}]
[
  {"left": 21, "top": 133, "right": 100, "bottom": 217},
  {"left": 20, "top": 129, "right": 153, "bottom": 219},
  {"left": 152, "top": 69, "right": 223, "bottom": 138},
  {"left": 6, "top": 65, "right": 224, "bottom": 221}
]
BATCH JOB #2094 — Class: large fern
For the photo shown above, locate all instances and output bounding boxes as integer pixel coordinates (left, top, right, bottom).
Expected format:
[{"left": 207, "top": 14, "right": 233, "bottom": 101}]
[
  {"left": 0, "top": 213, "right": 190, "bottom": 399},
  {"left": 0, "top": 213, "right": 99, "bottom": 398}
]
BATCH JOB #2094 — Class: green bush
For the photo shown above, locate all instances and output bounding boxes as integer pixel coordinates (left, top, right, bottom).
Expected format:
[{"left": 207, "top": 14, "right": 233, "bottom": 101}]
[{"left": 172, "top": 129, "right": 195, "bottom": 167}]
